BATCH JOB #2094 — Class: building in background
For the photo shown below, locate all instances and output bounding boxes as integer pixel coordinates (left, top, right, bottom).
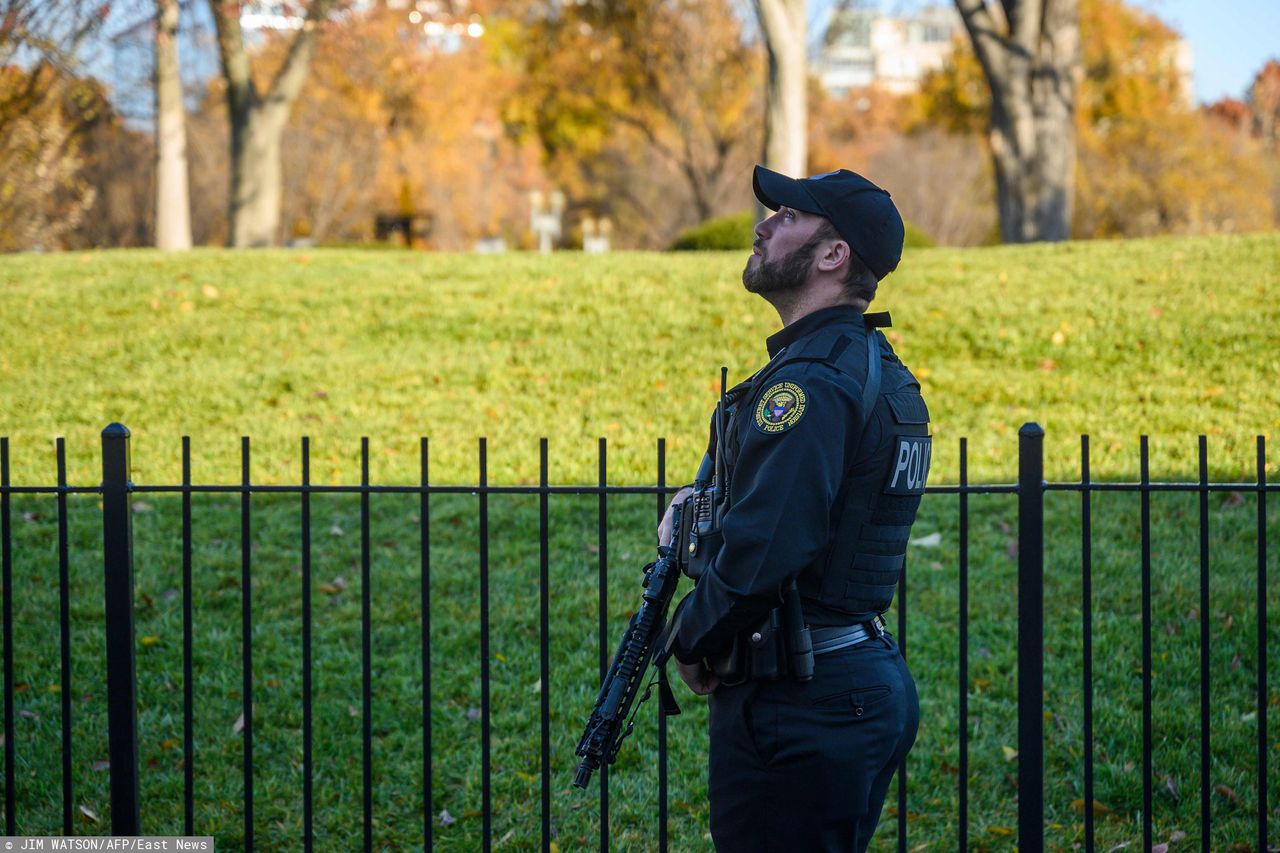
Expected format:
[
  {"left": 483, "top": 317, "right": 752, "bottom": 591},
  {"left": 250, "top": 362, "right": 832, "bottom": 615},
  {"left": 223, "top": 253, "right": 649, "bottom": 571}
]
[
  {"left": 816, "top": 4, "right": 960, "bottom": 98},
  {"left": 816, "top": 3, "right": 1194, "bottom": 105}
]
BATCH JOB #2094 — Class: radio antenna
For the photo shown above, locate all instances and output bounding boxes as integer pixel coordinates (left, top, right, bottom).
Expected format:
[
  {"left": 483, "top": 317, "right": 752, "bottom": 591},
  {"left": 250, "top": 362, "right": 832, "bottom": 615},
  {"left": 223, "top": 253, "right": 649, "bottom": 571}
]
[{"left": 715, "top": 367, "right": 728, "bottom": 488}]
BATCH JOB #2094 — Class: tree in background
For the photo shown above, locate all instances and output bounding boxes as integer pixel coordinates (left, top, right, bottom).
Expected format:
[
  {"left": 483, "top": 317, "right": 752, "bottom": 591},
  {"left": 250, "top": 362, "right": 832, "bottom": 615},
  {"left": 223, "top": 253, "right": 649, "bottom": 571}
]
[
  {"left": 754, "top": 0, "right": 807, "bottom": 178},
  {"left": 154, "top": 0, "right": 191, "bottom": 249},
  {"left": 955, "top": 0, "right": 1081, "bottom": 243},
  {"left": 0, "top": 0, "right": 108, "bottom": 250},
  {"left": 513, "top": 0, "right": 761, "bottom": 248},
  {"left": 1072, "top": 0, "right": 1272, "bottom": 236},
  {"left": 1248, "top": 60, "right": 1279, "bottom": 146},
  {"left": 918, "top": 0, "right": 1273, "bottom": 239},
  {"left": 209, "top": 0, "right": 339, "bottom": 247},
  {"left": 0, "top": 67, "right": 101, "bottom": 250},
  {"left": 274, "top": 4, "right": 541, "bottom": 247},
  {"left": 812, "top": 81, "right": 996, "bottom": 246}
]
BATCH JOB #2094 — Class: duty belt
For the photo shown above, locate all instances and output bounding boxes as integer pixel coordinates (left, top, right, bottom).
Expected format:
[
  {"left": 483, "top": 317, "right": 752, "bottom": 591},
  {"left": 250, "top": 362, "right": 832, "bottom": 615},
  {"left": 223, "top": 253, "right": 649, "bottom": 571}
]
[{"left": 810, "top": 616, "right": 887, "bottom": 655}]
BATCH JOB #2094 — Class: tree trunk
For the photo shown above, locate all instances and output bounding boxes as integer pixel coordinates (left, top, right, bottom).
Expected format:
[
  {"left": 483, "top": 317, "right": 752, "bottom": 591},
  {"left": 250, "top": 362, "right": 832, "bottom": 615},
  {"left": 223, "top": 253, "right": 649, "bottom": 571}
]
[
  {"left": 154, "top": 0, "right": 191, "bottom": 250},
  {"left": 755, "top": 0, "right": 807, "bottom": 178},
  {"left": 211, "top": 0, "right": 334, "bottom": 248},
  {"left": 957, "top": 0, "right": 1080, "bottom": 242},
  {"left": 228, "top": 106, "right": 288, "bottom": 247}
]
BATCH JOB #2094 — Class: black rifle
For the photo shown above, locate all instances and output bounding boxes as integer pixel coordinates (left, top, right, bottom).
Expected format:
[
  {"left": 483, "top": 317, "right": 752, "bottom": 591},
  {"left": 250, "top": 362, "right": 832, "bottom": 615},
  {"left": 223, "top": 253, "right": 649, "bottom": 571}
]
[{"left": 573, "top": 505, "right": 685, "bottom": 789}]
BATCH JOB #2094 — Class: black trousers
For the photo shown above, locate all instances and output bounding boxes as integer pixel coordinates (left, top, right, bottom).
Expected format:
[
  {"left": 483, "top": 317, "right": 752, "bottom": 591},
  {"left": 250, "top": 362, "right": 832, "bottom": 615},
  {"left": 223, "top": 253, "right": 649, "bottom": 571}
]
[{"left": 707, "top": 632, "right": 919, "bottom": 853}]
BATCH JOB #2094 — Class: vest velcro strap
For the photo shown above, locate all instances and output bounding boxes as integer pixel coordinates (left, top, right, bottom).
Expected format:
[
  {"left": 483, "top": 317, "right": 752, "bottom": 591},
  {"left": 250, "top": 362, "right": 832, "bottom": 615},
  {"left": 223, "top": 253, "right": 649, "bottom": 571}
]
[
  {"left": 868, "top": 509, "right": 918, "bottom": 526},
  {"left": 844, "top": 582, "right": 896, "bottom": 604},
  {"left": 859, "top": 523, "right": 914, "bottom": 543},
  {"left": 847, "top": 568, "right": 901, "bottom": 584},
  {"left": 852, "top": 553, "right": 905, "bottom": 571}
]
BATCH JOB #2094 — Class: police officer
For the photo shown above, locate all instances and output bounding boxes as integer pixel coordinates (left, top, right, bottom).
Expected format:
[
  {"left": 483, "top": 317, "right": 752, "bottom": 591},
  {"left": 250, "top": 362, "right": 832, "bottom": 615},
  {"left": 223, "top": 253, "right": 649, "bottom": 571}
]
[{"left": 660, "top": 165, "right": 930, "bottom": 852}]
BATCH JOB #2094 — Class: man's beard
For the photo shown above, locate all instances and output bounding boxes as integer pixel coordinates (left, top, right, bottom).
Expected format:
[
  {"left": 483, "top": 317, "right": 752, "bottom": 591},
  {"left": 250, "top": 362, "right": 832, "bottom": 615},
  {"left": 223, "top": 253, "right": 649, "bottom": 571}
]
[{"left": 742, "top": 233, "right": 825, "bottom": 295}]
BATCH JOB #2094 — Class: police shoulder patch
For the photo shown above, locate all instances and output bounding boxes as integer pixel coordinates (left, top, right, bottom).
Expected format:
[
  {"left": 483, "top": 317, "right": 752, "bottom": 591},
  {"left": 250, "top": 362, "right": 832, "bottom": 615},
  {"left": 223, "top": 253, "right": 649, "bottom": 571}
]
[{"left": 754, "top": 381, "right": 808, "bottom": 434}]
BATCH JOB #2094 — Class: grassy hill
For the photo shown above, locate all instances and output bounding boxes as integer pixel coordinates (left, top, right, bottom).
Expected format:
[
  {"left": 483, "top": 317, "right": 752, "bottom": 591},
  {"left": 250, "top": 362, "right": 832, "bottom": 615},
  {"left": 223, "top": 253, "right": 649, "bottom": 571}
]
[
  {"left": 1, "top": 232, "right": 1277, "bottom": 487},
  {"left": 0, "top": 235, "right": 1277, "bottom": 851}
]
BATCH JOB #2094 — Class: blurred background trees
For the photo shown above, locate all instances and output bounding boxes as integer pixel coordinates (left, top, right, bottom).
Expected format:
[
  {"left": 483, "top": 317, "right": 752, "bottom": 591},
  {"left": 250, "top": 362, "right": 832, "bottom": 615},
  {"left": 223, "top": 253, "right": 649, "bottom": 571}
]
[
  {"left": 0, "top": 0, "right": 1276, "bottom": 251},
  {"left": 0, "top": 0, "right": 109, "bottom": 250}
]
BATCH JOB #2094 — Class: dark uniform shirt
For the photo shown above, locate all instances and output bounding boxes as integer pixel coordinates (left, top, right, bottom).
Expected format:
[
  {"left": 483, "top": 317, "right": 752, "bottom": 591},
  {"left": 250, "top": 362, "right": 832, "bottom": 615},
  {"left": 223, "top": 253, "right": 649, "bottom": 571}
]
[{"left": 672, "top": 305, "right": 912, "bottom": 665}]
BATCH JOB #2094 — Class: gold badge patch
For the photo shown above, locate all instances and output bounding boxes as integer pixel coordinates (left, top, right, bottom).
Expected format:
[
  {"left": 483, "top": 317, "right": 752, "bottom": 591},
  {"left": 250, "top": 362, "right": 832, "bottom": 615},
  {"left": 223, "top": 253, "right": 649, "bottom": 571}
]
[{"left": 754, "top": 381, "right": 807, "bottom": 434}]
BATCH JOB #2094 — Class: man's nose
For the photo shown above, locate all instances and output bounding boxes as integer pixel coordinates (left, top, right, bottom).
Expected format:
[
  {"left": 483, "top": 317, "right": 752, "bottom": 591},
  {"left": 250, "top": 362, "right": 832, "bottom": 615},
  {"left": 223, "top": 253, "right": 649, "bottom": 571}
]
[{"left": 755, "top": 216, "right": 773, "bottom": 241}]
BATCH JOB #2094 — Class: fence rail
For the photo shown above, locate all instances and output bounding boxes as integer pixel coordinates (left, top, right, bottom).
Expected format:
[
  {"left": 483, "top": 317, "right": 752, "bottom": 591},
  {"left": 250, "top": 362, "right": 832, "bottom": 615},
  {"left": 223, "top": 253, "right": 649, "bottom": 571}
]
[{"left": 0, "top": 424, "right": 1274, "bottom": 852}]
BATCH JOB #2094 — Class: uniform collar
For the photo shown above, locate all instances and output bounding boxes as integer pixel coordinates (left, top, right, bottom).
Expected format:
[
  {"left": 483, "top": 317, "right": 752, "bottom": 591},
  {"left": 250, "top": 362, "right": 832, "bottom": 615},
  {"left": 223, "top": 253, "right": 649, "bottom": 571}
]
[{"left": 765, "top": 305, "right": 863, "bottom": 359}]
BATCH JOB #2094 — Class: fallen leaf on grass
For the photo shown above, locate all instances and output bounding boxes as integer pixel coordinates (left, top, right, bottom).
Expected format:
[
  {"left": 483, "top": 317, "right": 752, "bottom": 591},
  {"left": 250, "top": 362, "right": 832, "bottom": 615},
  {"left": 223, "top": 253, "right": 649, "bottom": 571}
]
[
  {"left": 988, "top": 826, "right": 1014, "bottom": 837},
  {"left": 1071, "top": 798, "right": 1111, "bottom": 816},
  {"left": 232, "top": 714, "right": 244, "bottom": 734},
  {"left": 1164, "top": 775, "right": 1180, "bottom": 801},
  {"left": 1168, "top": 831, "right": 1186, "bottom": 843},
  {"left": 91, "top": 760, "right": 109, "bottom": 772},
  {"left": 78, "top": 805, "right": 99, "bottom": 823},
  {"left": 318, "top": 584, "right": 342, "bottom": 594},
  {"left": 1214, "top": 784, "right": 1240, "bottom": 804},
  {"left": 909, "top": 532, "right": 941, "bottom": 548},
  {"left": 19, "top": 710, "right": 39, "bottom": 721},
  {"left": 330, "top": 524, "right": 344, "bottom": 537},
  {"left": 466, "top": 707, "right": 480, "bottom": 721},
  {"left": 1001, "top": 745, "right": 1017, "bottom": 762},
  {"left": 531, "top": 679, "right": 541, "bottom": 694},
  {"left": 1151, "top": 846, "right": 1168, "bottom": 853},
  {"left": 1005, "top": 538, "right": 1018, "bottom": 559},
  {"left": 140, "top": 636, "right": 160, "bottom": 647},
  {"left": 131, "top": 501, "right": 152, "bottom": 513},
  {"left": 438, "top": 809, "right": 455, "bottom": 826}
]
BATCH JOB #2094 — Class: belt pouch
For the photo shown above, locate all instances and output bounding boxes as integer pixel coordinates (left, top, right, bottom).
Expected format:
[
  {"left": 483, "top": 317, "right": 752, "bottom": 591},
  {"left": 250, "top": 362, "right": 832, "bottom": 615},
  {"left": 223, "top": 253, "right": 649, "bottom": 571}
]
[
  {"left": 709, "top": 634, "right": 745, "bottom": 683},
  {"left": 686, "top": 529, "right": 722, "bottom": 580},
  {"left": 747, "top": 608, "right": 785, "bottom": 681}
]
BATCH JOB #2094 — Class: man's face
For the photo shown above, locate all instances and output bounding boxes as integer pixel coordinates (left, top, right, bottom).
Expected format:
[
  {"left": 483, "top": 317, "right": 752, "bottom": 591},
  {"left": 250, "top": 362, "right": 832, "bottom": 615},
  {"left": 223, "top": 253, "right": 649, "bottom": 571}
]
[{"left": 742, "top": 206, "right": 826, "bottom": 296}]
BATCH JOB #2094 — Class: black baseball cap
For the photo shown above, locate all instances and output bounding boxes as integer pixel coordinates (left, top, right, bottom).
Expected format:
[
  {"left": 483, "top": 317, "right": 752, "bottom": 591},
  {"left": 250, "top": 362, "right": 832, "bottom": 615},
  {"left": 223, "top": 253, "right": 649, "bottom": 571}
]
[{"left": 752, "top": 165, "right": 905, "bottom": 281}]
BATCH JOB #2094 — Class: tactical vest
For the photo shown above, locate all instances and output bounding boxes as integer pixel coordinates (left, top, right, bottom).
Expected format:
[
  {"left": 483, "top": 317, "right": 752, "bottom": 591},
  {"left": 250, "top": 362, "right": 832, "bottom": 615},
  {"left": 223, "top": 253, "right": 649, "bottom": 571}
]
[{"left": 719, "top": 313, "right": 931, "bottom": 620}]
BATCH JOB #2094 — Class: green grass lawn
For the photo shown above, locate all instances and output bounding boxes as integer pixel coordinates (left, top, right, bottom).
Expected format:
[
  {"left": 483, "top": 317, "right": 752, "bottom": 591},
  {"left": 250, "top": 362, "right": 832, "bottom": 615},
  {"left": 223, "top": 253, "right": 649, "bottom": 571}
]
[
  {"left": 0, "top": 235, "right": 1278, "bottom": 851},
  {"left": 1, "top": 233, "right": 1278, "bottom": 486}
]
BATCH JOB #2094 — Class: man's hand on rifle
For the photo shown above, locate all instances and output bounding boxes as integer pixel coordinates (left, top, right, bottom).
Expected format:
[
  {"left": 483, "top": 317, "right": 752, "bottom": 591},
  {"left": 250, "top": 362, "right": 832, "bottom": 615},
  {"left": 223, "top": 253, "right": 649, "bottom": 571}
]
[
  {"left": 676, "top": 658, "right": 720, "bottom": 695},
  {"left": 659, "top": 486, "right": 695, "bottom": 546}
]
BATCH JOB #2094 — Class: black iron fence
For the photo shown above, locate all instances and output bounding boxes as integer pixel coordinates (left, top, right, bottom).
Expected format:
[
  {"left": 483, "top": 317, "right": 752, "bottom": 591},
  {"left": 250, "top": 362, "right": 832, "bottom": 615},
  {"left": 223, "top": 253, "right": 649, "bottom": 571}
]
[{"left": 0, "top": 423, "right": 1274, "bottom": 851}]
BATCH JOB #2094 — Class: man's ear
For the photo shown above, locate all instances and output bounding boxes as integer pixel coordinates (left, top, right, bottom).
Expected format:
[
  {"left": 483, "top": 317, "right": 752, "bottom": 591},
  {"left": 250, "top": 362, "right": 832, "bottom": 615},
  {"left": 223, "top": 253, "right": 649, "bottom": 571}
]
[{"left": 817, "top": 238, "right": 850, "bottom": 274}]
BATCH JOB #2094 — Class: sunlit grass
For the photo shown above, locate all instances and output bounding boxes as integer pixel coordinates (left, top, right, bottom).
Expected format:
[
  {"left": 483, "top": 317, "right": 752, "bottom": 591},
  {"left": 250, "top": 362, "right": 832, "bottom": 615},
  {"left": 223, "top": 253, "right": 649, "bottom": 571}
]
[{"left": 0, "top": 235, "right": 1277, "bottom": 850}]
